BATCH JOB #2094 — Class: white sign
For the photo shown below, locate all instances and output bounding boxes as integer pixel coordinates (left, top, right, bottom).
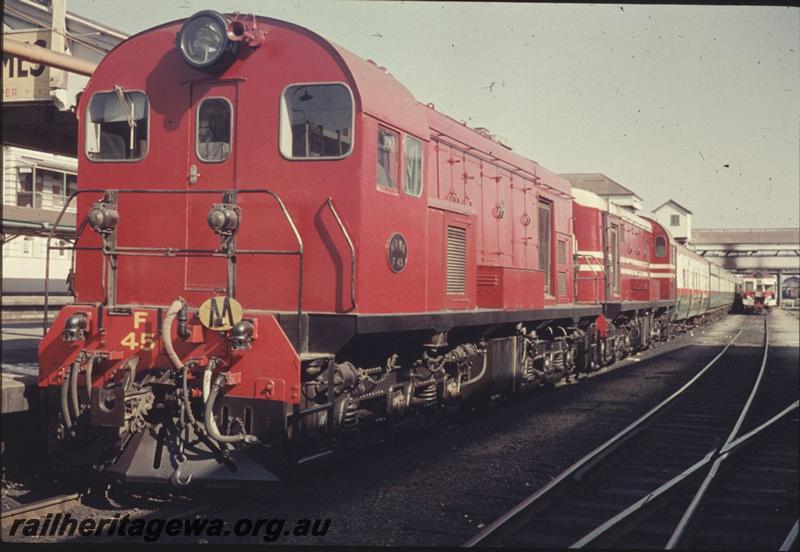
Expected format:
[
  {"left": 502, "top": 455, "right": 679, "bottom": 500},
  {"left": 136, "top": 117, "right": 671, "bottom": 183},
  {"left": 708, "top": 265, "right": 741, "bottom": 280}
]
[{"left": 3, "top": 30, "right": 53, "bottom": 102}]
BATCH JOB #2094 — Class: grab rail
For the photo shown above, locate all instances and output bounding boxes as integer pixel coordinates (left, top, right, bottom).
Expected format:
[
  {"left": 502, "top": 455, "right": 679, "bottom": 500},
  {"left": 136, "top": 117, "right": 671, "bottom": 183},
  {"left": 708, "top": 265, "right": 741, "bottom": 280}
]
[
  {"left": 43, "top": 187, "right": 304, "bottom": 349},
  {"left": 575, "top": 253, "right": 604, "bottom": 304},
  {"left": 326, "top": 197, "right": 356, "bottom": 311}
]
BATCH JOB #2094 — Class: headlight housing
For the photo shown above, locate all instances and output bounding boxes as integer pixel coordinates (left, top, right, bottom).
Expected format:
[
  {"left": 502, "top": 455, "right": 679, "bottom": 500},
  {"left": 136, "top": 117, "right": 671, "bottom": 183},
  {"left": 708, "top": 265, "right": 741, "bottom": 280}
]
[{"left": 177, "top": 11, "right": 238, "bottom": 72}]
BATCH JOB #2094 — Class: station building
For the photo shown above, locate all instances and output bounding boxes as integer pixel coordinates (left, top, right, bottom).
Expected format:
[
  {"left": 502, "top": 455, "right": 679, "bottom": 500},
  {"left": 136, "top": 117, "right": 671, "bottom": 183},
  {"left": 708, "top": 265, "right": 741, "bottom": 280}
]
[{"left": 2, "top": 0, "right": 126, "bottom": 295}]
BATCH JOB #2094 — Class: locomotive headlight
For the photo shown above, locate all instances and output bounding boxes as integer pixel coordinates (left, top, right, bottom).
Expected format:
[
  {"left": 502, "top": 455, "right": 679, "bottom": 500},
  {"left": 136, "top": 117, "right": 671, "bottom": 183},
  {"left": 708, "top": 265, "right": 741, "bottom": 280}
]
[
  {"left": 207, "top": 203, "right": 240, "bottom": 235},
  {"left": 177, "top": 11, "right": 238, "bottom": 71},
  {"left": 229, "top": 320, "right": 254, "bottom": 350},
  {"left": 63, "top": 313, "right": 88, "bottom": 342},
  {"left": 87, "top": 202, "right": 119, "bottom": 233}
]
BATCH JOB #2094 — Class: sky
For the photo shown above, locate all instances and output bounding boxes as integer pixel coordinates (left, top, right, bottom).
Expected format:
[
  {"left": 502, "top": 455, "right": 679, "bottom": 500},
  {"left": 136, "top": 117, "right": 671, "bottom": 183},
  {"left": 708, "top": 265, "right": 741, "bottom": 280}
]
[{"left": 68, "top": 1, "right": 800, "bottom": 229}]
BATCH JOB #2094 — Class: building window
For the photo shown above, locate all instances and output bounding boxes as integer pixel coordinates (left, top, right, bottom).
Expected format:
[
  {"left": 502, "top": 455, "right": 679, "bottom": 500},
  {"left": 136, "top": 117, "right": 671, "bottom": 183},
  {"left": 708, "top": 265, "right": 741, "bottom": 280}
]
[
  {"left": 196, "top": 98, "right": 232, "bottom": 162},
  {"left": 279, "top": 83, "right": 353, "bottom": 159},
  {"left": 38, "top": 168, "right": 64, "bottom": 209},
  {"left": 538, "top": 199, "right": 552, "bottom": 294},
  {"left": 403, "top": 135, "right": 423, "bottom": 197},
  {"left": 670, "top": 214, "right": 680, "bottom": 227},
  {"left": 377, "top": 127, "right": 400, "bottom": 190},
  {"left": 16, "top": 167, "right": 77, "bottom": 210},
  {"left": 86, "top": 89, "right": 149, "bottom": 161},
  {"left": 66, "top": 173, "right": 78, "bottom": 199},
  {"left": 16, "top": 168, "right": 37, "bottom": 207},
  {"left": 655, "top": 236, "right": 667, "bottom": 257}
]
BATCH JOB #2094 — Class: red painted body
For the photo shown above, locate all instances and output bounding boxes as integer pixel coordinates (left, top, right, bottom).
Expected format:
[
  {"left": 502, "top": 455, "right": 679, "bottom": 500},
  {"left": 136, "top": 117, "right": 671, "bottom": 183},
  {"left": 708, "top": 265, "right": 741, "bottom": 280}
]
[{"left": 37, "top": 14, "right": 740, "bottom": 484}]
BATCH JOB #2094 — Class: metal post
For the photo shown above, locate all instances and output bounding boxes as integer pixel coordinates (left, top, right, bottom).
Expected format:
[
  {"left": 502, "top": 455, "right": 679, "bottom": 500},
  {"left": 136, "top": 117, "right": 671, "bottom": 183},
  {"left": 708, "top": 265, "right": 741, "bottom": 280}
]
[{"left": 50, "top": 0, "right": 68, "bottom": 89}]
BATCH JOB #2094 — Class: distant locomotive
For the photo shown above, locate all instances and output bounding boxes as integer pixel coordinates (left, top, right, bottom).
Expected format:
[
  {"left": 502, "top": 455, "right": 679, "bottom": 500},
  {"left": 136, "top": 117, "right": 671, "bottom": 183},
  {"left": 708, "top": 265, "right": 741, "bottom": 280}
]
[
  {"left": 39, "top": 10, "right": 739, "bottom": 486},
  {"left": 741, "top": 272, "right": 778, "bottom": 312}
]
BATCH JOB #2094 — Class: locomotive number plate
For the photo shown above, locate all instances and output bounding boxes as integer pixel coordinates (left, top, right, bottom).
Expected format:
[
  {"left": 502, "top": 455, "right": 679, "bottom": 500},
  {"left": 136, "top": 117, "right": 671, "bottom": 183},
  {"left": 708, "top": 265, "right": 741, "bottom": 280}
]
[
  {"left": 387, "top": 233, "right": 408, "bottom": 273},
  {"left": 198, "top": 296, "right": 243, "bottom": 331}
]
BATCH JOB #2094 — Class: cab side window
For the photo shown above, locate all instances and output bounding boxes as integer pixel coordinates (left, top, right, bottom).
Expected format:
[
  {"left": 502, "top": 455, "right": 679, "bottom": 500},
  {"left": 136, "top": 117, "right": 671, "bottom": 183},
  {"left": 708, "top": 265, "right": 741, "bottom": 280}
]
[
  {"left": 377, "top": 127, "right": 400, "bottom": 190},
  {"left": 86, "top": 90, "right": 149, "bottom": 161},
  {"left": 655, "top": 236, "right": 667, "bottom": 257},
  {"left": 403, "top": 135, "right": 423, "bottom": 197},
  {"left": 279, "top": 83, "right": 353, "bottom": 159}
]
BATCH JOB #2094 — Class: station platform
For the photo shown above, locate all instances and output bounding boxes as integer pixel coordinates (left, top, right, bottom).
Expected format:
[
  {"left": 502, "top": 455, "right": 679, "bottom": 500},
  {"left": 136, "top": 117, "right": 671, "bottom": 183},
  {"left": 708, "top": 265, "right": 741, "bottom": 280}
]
[
  {"left": 2, "top": 373, "right": 37, "bottom": 414},
  {"left": 2, "top": 320, "right": 41, "bottom": 414}
]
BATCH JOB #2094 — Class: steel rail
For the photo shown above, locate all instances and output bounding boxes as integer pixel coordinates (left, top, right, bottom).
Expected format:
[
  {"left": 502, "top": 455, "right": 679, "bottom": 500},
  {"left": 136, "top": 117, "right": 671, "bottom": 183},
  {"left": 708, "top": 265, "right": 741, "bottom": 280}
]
[
  {"left": 665, "top": 316, "right": 770, "bottom": 549},
  {"left": 462, "top": 315, "right": 753, "bottom": 547},
  {"left": 568, "top": 400, "right": 798, "bottom": 549},
  {"left": 1, "top": 493, "right": 82, "bottom": 521},
  {"left": 779, "top": 520, "right": 799, "bottom": 552}
]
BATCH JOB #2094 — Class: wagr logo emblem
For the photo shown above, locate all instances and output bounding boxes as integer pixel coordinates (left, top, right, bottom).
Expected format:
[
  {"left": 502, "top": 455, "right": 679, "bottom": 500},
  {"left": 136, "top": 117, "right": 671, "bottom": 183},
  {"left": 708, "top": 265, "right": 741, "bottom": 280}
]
[{"left": 198, "top": 296, "right": 243, "bottom": 331}]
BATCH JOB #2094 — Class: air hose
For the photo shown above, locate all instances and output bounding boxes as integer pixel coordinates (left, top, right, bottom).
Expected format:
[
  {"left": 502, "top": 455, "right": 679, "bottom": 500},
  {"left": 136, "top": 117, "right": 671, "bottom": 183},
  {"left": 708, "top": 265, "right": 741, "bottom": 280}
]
[
  {"left": 205, "top": 374, "right": 260, "bottom": 444},
  {"left": 162, "top": 298, "right": 258, "bottom": 445}
]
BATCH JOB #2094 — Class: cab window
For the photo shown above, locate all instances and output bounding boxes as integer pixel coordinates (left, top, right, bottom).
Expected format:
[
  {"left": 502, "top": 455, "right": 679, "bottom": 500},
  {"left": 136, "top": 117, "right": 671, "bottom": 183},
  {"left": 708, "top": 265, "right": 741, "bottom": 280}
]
[
  {"left": 377, "top": 127, "right": 400, "bottom": 190},
  {"left": 655, "top": 236, "right": 667, "bottom": 257},
  {"left": 86, "top": 89, "right": 149, "bottom": 161},
  {"left": 279, "top": 84, "right": 353, "bottom": 159},
  {"left": 403, "top": 135, "right": 423, "bottom": 196},
  {"left": 196, "top": 98, "right": 232, "bottom": 162}
]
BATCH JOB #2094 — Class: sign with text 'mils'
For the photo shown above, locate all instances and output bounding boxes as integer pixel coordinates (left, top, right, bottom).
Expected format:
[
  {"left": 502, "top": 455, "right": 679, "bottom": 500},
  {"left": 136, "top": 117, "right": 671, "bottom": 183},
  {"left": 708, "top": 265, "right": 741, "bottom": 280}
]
[{"left": 3, "top": 30, "right": 52, "bottom": 103}]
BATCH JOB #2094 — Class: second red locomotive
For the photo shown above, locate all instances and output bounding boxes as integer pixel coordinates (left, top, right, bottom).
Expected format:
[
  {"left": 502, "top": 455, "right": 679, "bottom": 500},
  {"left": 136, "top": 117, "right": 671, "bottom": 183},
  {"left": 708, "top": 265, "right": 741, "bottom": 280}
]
[{"left": 39, "top": 10, "right": 738, "bottom": 485}]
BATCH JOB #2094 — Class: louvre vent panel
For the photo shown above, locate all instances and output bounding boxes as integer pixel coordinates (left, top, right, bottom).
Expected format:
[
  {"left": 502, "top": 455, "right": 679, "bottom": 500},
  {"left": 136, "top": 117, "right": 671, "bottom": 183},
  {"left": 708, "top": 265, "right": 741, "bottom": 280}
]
[
  {"left": 558, "top": 271, "right": 568, "bottom": 296},
  {"left": 447, "top": 226, "right": 467, "bottom": 294},
  {"left": 558, "top": 240, "right": 567, "bottom": 265}
]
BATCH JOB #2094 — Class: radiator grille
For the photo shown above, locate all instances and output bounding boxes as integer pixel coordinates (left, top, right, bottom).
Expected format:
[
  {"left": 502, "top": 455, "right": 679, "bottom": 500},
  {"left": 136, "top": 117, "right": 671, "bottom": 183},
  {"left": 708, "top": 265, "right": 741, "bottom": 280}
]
[
  {"left": 447, "top": 226, "right": 467, "bottom": 294},
  {"left": 558, "top": 271, "right": 568, "bottom": 296},
  {"left": 557, "top": 239, "right": 567, "bottom": 265}
]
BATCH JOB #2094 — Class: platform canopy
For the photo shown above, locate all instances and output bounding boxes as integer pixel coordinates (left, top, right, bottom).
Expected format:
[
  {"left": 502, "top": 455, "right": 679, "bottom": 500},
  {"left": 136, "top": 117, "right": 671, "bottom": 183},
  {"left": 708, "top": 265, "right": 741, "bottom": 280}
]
[{"left": 690, "top": 228, "right": 800, "bottom": 273}]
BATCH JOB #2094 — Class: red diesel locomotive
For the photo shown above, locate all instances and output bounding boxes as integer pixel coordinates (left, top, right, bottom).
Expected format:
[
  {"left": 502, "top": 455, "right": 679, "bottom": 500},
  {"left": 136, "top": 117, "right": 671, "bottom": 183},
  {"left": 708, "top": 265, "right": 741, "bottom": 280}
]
[{"left": 39, "top": 11, "right": 738, "bottom": 485}]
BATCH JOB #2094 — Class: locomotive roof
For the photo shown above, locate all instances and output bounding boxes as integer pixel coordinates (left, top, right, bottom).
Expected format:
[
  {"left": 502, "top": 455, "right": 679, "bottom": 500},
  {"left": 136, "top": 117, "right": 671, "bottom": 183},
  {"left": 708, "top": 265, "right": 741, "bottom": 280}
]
[
  {"left": 104, "top": 14, "right": 429, "bottom": 139},
  {"left": 561, "top": 173, "right": 642, "bottom": 200},
  {"left": 96, "top": 13, "right": 571, "bottom": 194},
  {"left": 571, "top": 188, "right": 651, "bottom": 231}
]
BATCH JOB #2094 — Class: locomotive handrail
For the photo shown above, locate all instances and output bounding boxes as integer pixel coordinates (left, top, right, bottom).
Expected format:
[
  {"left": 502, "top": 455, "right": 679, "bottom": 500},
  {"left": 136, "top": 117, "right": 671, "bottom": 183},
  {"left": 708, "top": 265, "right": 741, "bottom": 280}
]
[
  {"left": 575, "top": 253, "right": 604, "bottom": 304},
  {"left": 326, "top": 197, "right": 356, "bottom": 311},
  {"left": 43, "top": 188, "right": 305, "bottom": 349}
]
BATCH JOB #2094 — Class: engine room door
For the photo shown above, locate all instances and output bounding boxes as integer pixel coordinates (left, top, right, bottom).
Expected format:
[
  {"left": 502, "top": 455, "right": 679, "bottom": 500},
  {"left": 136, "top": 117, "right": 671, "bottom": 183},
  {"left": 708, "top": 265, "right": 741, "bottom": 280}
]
[{"left": 185, "top": 81, "right": 238, "bottom": 295}]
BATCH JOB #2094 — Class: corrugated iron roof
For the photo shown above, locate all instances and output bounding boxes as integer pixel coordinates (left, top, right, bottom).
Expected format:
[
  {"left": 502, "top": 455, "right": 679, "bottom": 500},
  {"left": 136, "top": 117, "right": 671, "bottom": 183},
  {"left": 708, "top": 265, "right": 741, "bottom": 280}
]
[{"left": 560, "top": 173, "right": 642, "bottom": 199}]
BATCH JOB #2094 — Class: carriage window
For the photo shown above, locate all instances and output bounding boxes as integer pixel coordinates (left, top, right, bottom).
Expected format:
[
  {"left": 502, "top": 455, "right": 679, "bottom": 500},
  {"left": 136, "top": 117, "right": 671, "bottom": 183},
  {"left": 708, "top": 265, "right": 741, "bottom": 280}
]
[
  {"left": 280, "top": 84, "right": 353, "bottom": 159},
  {"left": 377, "top": 127, "right": 400, "bottom": 190},
  {"left": 86, "top": 89, "right": 149, "bottom": 161},
  {"left": 404, "top": 135, "right": 423, "bottom": 196},
  {"left": 655, "top": 236, "right": 667, "bottom": 258},
  {"left": 196, "top": 98, "right": 231, "bottom": 162}
]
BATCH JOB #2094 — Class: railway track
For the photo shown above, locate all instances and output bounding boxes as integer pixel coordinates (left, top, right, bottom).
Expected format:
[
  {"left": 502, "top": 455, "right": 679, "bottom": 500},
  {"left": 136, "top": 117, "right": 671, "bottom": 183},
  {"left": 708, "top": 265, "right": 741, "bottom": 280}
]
[
  {"left": 1, "top": 493, "right": 84, "bottom": 523},
  {"left": 463, "top": 314, "right": 799, "bottom": 549}
]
